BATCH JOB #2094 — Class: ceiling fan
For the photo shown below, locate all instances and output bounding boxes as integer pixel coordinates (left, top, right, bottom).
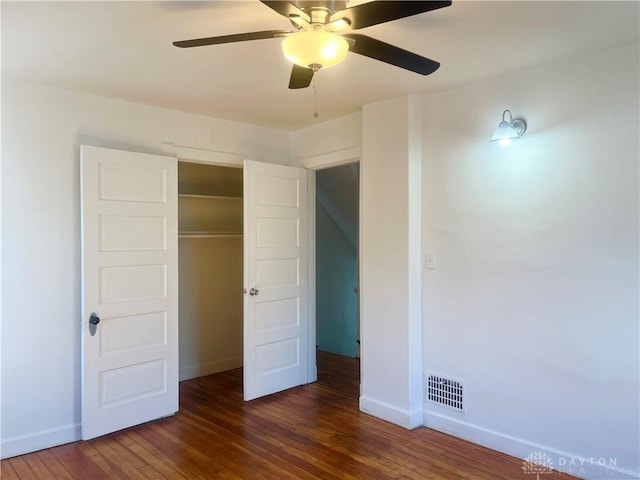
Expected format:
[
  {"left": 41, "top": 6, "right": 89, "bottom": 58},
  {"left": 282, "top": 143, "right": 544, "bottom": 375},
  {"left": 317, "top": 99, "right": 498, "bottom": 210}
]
[{"left": 173, "top": 1, "right": 452, "bottom": 89}]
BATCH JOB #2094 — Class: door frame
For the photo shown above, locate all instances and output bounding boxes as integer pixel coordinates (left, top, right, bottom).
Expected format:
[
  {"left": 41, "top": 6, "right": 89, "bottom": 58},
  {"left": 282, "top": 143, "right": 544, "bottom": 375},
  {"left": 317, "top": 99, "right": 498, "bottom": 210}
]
[
  {"left": 162, "top": 142, "right": 362, "bottom": 386},
  {"left": 298, "top": 147, "right": 362, "bottom": 386}
]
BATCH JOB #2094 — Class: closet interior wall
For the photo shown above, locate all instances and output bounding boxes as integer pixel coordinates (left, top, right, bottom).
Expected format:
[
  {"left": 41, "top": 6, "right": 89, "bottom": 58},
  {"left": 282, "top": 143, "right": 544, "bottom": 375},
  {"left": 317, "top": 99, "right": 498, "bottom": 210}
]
[{"left": 178, "top": 162, "right": 243, "bottom": 381}]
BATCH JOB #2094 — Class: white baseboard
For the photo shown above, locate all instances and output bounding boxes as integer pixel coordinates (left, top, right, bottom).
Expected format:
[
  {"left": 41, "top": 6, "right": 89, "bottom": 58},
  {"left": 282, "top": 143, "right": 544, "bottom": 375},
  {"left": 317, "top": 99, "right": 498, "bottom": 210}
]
[
  {"left": 179, "top": 357, "right": 242, "bottom": 382},
  {"left": 359, "top": 396, "right": 423, "bottom": 429},
  {"left": 424, "top": 410, "right": 639, "bottom": 480},
  {"left": 1, "top": 423, "right": 81, "bottom": 460}
]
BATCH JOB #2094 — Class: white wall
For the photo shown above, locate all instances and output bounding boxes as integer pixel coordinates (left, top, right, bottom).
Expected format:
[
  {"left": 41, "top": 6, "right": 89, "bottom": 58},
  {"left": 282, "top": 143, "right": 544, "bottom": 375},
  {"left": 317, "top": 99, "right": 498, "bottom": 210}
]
[
  {"left": 290, "top": 112, "right": 362, "bottom": 169},
  {"left": 292, "top": 105, "right": 427, "bottom": 428},
  {"left": 421, "top": 43, "right": 639, "bottom": 479},
  {"left": 178, "top": 237, "right": 243, "bottom": 380},
  {"left": 0, "top": 80, "right": 290, "bottom": 458},
  {"left": 360, "top": 95, "right": 423, "bottom": 428}
]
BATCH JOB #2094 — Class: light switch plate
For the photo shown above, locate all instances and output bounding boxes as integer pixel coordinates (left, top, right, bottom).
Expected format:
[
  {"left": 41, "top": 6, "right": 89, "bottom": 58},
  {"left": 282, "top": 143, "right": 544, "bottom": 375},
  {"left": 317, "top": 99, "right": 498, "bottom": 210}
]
[{"left": 425, "top": 252, "right": 436, "bottom": 269}]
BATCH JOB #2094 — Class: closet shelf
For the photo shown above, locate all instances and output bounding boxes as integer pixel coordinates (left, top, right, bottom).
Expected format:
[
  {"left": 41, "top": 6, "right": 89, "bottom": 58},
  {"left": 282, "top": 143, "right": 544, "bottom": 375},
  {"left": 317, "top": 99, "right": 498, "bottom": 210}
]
[
  {"left": 178, "top": 194, "right": 242, "bottom": 200},
  {"left": 179, "top": 231, "right": 243, "bottom": 238}
]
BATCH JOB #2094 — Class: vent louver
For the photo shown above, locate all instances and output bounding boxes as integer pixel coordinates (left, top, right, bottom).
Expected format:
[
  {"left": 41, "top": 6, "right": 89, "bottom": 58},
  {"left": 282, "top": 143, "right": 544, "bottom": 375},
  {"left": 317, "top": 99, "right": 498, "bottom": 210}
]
[{"left": 426, "top": 374, "right": 464, "bottom": 412}]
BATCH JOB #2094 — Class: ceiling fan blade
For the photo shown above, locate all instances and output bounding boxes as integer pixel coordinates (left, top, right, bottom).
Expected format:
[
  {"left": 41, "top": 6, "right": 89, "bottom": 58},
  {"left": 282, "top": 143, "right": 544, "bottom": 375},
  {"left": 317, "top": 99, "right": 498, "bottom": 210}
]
[
  {"left": 343, "top": 33, "right": 440, "bottom": 75},
  {"left": 331, "top": 1, "right": 451, "bottom": 30},
  {"left": 173, "top": 30, "right": 289, "bottom": 48},
  {"left": 289, "top": 64, "right": 314, "bottom": 89},
  {"left": 260, "top": 1, "right": 310, "bottom": 22}
]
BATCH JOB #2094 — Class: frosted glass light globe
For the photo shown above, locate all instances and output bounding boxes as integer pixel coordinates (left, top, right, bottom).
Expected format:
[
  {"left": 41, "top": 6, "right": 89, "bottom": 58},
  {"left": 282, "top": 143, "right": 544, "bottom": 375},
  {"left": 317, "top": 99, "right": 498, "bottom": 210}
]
[{"left": 282, "top": 31, "right": 349, "bottom": 70}]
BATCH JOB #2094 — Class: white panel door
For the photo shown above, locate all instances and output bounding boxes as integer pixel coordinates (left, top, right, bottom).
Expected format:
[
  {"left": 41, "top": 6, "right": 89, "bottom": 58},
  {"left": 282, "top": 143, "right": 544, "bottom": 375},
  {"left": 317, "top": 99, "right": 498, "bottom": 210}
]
[
  {"left": 81, "top": 145, "right": 178, "bottom": 440},
  {"left": 243, "top": 160, "right": 308, "bottom": 400}
]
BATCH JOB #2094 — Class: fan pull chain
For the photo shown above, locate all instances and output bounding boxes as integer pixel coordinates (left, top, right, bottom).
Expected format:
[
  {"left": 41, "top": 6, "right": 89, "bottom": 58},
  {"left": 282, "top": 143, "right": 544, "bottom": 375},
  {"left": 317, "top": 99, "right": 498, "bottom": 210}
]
[{"left": 313, "top": 81, "right": 319, "bottom": 119}]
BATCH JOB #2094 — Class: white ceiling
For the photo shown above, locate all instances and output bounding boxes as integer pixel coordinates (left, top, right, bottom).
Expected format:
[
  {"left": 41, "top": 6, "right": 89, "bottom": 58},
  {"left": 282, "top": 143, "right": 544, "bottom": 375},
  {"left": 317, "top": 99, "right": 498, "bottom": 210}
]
[{"left": 2, "top": 1, "right": 638, "bottom": 130}]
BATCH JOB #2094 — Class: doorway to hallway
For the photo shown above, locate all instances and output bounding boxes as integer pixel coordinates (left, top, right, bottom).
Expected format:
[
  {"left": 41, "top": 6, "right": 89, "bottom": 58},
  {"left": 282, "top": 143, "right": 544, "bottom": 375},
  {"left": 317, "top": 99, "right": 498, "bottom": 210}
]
[{"left": 315, "top": 163, "right": 360, "bottom": 363}]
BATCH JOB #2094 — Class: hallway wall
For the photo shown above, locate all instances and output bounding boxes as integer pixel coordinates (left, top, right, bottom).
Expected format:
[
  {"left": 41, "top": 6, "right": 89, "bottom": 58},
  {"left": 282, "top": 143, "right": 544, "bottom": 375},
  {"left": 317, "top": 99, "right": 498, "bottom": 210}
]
[{"left": 316, "top": 199, "right": 358, "bottom": 357}]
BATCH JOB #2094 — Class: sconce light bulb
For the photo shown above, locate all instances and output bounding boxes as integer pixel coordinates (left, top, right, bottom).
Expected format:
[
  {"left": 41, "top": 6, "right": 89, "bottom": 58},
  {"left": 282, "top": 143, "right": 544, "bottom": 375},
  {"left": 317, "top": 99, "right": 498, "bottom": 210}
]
[{"left": 499, "top": 138, "right": 512, "bottom": 148}]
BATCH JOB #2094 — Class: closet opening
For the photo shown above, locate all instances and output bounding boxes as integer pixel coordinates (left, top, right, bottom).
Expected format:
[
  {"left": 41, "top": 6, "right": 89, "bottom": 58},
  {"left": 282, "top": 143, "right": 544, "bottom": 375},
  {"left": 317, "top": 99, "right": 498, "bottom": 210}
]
[
  {"left": 177, "top": 161, "right": 244, "bottom": 382},
  {"left": 175, "top": 158, "right": 360, "bottom": 399},
  {"left": 315, "top": 162, "right": 360, "bottom": 386}
]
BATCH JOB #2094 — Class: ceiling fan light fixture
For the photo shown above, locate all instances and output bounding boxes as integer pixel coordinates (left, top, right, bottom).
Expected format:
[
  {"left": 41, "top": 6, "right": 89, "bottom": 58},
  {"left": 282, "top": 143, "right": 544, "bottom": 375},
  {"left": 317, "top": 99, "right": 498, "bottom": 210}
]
[{"left": 282, "top": 30, "right": 349, "bottom": 70}]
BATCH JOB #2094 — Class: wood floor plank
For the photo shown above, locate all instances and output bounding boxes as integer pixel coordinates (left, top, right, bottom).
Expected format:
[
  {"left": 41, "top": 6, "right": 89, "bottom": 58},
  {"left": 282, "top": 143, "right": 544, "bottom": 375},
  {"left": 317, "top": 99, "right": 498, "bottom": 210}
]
[
  {"left": 0, "top": 459, "right": 20, "bottom": 480},
  {"left": 146, "top": 414, "right": 317, "bottom": 480},
  {"left": 137, "top": 464, "right": 169, "bottom": 480},
  {"left": 118, "top": 430, "right": 193, "bottom": 480},
  {"left": 31, "top": 451, "right": 74, "bottom": 480},
  {"left": 0, "top": 351, "right": 581, "bottom": 480},
  {"left": 16, "top": 455, "right": 51, "bottom": 480},
  {"left": 2, "top": 456, "right": 38, "bottom": 480},
  {"left": 97, "top": 435, "right": 148, "bottom": 470},
  {"left": 41, "top": 443, "right": 111, "bottom": 480},
  {"left": 177, "top": 401, "right": 365, "bottom": 479},
  {"left": 75, "top": 442, "right": 131, "bottom": 480},
  {"left": 2, "top": 457, "right": 37, "bottom": 480},
  {"left": 78, "top": 440, "right": 147, "bottom": 480},
  {"left": 134, "top": 420, "right": 243, "bottom": 480}
]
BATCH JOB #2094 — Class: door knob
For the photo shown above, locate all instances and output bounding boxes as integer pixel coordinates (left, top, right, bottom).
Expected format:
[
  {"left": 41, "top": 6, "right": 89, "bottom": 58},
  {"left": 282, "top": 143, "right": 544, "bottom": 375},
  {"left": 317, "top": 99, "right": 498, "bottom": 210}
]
[
  {"left": 249, "top": 288, "right": 259, "bottom": 296},
  {"left": 89, "top": 312, "right": 100, "bottom": 336}
]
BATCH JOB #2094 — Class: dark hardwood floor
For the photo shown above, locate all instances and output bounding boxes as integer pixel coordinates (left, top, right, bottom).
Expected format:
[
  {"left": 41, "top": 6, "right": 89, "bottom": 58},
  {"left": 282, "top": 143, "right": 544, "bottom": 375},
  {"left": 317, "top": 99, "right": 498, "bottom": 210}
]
[{"left": 1, "top": 351, "right": 577, "bottom": 479}]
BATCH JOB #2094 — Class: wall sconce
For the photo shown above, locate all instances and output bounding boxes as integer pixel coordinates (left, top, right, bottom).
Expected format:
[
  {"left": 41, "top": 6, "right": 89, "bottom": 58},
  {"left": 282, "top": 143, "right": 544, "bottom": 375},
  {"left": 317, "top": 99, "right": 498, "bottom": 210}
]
[{"left": 491, "top": 109, "right": 527, "bottom": 147}]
